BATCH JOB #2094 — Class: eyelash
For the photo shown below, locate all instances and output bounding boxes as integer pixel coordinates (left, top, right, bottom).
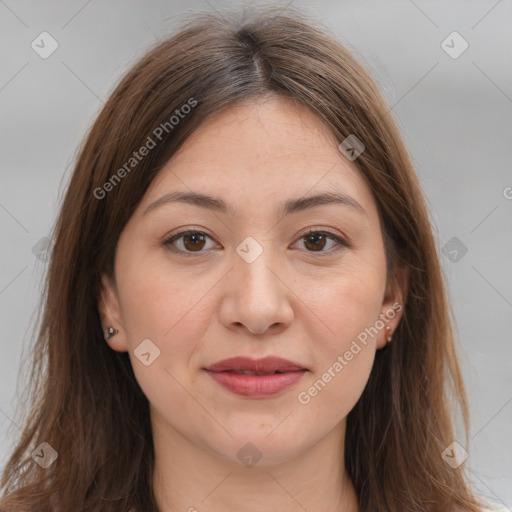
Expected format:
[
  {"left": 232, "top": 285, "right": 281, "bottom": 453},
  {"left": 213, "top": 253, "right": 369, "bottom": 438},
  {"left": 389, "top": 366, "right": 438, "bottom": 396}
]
[{"left": 162, "top": 228, "right": 350, "bottom": 257}]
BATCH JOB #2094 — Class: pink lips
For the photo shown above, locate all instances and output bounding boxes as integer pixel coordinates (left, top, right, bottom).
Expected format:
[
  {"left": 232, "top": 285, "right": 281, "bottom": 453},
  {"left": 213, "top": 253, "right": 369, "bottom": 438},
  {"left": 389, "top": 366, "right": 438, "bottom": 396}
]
[{"left": 204, "top": 356, "right": 307, "bottom": 398}]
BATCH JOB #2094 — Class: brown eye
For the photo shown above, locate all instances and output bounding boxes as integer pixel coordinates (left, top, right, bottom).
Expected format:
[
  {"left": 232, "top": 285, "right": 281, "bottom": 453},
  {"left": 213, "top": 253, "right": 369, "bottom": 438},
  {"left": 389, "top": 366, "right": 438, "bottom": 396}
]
[
  {"left": 295, "top": 230, "right": 348, "bottom": 254},
  {"left": 303, "top": 233, "right": 328, "bottom": 251},
  {"left": 164, "top": 230, "right": 215, "bottom": 255},
  {"left": 182, "top": 232, "right": 207, "bottom": 251}
]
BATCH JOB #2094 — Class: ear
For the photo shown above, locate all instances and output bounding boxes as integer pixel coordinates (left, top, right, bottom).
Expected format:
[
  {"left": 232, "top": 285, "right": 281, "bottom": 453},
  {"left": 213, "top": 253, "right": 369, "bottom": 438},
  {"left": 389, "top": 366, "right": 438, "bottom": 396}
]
[
  {"left": 97, "top": 273, "right": 129, "bottom": 352},
  {"left": 376, "top": 266, "right": 409, "bottom": 350}
]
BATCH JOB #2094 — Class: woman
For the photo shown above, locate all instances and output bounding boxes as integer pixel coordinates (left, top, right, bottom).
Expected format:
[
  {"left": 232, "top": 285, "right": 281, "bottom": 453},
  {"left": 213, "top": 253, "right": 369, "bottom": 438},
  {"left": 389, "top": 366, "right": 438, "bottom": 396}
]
[{"left": 0, "top": 5, "right": 504, "bottom": 512}]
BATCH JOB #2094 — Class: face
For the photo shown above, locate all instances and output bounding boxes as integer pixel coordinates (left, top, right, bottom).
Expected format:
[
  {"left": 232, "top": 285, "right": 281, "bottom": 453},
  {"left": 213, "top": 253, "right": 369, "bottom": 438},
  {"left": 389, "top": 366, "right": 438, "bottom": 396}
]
[{"left": 99, "top": 95, "right": 405, "bottom": 466}]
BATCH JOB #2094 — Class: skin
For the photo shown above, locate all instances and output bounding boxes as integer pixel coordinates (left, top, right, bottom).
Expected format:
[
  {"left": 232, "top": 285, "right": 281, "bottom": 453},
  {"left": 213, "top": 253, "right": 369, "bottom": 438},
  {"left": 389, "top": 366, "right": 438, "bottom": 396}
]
[{"left": 99, "top": 94, "right": 407, "bottom": 512}]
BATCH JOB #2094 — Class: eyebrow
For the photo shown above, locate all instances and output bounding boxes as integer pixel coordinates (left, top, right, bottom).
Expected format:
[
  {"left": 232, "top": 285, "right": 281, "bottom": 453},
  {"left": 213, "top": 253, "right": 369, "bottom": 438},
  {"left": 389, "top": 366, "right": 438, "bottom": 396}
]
[{"left": 143, "top": 190, "right": 366, "bottom": 217}]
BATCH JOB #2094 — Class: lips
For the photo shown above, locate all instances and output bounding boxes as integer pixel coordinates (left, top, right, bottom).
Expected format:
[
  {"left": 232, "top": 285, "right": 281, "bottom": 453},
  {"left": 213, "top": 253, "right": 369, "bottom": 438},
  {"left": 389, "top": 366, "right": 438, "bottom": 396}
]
[
  {"left": 204, "top": 356, "right": 306, "bottom": 374},
  {"left": 203, "top": 356, "right": 307, "bottom": 398}
]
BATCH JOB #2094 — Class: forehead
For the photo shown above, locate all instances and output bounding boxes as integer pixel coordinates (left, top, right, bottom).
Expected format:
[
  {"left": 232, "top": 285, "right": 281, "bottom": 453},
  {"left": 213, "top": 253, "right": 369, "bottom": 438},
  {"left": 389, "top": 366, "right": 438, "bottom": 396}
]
[
  {"left": 165, "top": 96, "right": 345, "bottom": 177},
  {"left": 138, "top": 96, "right": 379, "bottom": 224}
]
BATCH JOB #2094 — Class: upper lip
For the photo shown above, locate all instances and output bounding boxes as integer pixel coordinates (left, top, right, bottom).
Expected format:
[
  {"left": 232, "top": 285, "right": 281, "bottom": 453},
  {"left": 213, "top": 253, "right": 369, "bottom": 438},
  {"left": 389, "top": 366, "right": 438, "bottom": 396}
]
[{"left": 204, "top": 356, "right": 307, "bottom": 373}]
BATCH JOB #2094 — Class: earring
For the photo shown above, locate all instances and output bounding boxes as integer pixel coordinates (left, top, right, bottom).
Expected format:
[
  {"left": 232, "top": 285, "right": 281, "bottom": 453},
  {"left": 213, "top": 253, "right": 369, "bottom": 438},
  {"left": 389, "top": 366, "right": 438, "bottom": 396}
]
[
  {"left": 104, "top": 326, "right": 118, "bottom": 340},
  {"left": 385, "top": 326, "right": 393, "bottom": 344}
]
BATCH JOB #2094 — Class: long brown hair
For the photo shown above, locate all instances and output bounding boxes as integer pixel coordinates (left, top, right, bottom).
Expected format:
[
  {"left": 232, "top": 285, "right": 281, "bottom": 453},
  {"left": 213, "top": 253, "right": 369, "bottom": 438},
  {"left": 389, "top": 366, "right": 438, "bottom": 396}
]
[{"left": 1, "top": 6, "right": 485, "bottom": 511}]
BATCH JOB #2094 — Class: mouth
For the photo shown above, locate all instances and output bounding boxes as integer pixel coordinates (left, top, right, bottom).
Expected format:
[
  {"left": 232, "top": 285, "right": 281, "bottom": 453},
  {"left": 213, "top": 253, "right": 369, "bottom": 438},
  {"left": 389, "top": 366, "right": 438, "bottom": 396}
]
[
  {"left": 214, "top": 369, "right": 291, "bottom": 375},
  {"left": 204, "top": 356, "right": 307, "bottom": 374},
  {"left": 203, "top": 357, "right": 308, "bottom": 398}
]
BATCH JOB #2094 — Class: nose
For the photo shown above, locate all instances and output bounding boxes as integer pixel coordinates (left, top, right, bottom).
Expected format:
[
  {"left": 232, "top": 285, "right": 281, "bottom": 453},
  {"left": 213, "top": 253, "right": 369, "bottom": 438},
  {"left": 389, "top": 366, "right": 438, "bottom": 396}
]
[{"left": 219, "top": 248, "right": 294, "bottom": 336}]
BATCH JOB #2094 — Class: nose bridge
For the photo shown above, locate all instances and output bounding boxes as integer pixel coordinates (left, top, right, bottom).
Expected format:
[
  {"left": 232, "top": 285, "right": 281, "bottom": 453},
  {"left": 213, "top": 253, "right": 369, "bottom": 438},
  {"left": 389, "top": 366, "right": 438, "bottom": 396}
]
[
  {"left": 220, "top": 235, "right": 293, "bottom": 334},
  {"left": 235, "top": 235, "right": 281, "bottom": 303}
]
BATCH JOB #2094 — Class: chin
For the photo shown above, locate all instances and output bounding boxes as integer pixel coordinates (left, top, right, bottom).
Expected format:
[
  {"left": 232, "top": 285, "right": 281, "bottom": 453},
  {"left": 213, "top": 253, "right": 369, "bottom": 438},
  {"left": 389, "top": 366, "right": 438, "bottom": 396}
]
[{"left": 202, "top": 425, "right": 313, "bottom": 469}]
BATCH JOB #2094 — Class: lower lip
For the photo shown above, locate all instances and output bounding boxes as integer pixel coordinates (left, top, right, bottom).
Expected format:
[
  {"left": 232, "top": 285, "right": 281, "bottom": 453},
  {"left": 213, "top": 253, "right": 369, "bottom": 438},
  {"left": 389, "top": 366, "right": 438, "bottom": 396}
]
[{"left": 204, "top": 370, "right": 306, "bottom": 398}]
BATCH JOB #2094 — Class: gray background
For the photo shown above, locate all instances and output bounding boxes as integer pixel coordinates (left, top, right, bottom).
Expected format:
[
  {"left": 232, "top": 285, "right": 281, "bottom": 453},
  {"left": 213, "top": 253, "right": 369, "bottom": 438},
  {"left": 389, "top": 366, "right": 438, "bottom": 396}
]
[{"left": 1, "top": 0, "right": 511, "bottom": 507}]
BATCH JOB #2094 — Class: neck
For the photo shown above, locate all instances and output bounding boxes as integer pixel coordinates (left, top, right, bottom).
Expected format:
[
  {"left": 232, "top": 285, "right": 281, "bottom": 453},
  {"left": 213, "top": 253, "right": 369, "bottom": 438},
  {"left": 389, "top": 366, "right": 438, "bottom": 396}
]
[{"left": 151, "top": 410, "right": 359, "bottom": 512}]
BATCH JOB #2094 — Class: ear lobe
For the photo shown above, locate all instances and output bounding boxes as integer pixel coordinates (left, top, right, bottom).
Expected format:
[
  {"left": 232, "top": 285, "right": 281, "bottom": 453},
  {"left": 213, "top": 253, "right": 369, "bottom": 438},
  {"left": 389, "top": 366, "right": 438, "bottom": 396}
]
[{"left": 98, "top": 273, "right": 128, "bottom": 352}]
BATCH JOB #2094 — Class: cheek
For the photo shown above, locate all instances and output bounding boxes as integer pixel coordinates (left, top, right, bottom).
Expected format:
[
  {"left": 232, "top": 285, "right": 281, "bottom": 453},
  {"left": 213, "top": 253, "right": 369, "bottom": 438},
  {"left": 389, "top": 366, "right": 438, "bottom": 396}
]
[
  {"left": 117, "top": 258, "right": 212, "bottom": 342},
  {"left": 294, "top": 260, "right": 385, "bottom": 412},
  {"left": 297, "top": 347, "right": 374, "bottom": 427},
  {"left": 300, "top": 257, "right": 386, "bottom": 347},
  {"left": 116, "top": 263, "right": 213, "bottom": 408}
]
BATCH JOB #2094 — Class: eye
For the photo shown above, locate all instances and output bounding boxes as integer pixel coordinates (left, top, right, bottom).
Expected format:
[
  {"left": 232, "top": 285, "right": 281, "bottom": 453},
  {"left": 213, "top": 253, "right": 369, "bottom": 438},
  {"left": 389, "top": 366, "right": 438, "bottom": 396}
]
[
  {"left": 163, "top": 228, "right": 349, "bottom": 257},
  {"left": 163, "top": 229, "right": 217, "bottom": 256},
  {"left": 293, "top": 229, "right": 349, "bottom": 255}
]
